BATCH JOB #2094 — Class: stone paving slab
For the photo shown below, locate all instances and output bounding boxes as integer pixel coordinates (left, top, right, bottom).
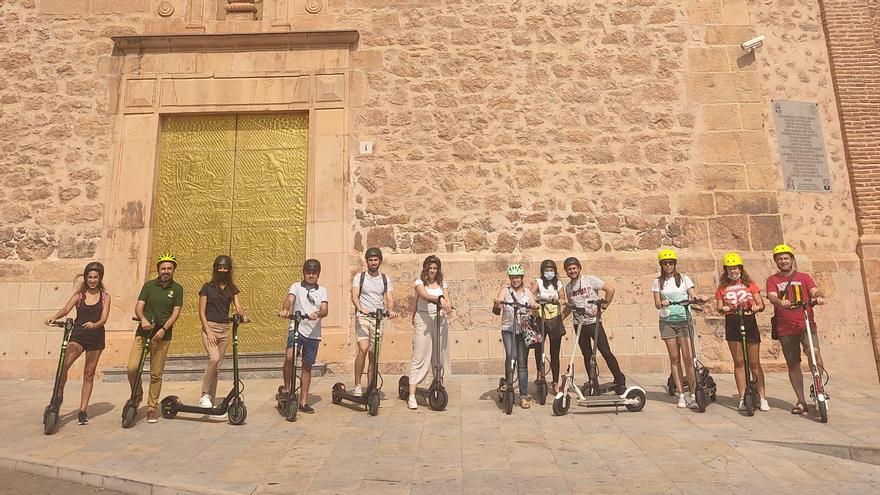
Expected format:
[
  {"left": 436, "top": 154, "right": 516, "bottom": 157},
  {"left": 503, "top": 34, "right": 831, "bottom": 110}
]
[{"left": 3, "top": 373, "right": 880, "bottom": 494}]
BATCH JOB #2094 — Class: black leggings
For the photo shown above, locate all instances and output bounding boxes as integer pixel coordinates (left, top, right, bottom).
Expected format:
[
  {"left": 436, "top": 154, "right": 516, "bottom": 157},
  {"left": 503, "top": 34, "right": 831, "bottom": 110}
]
[
  {"left": 531, "top": 334, "right": 562, "bottom": 383},
  {"left": 577, "top": 322, "right": 625, "bottom": 386}
]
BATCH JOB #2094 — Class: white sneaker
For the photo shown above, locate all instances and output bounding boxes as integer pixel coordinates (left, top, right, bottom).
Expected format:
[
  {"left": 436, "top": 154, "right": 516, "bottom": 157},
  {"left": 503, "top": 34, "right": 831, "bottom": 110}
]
[
  {"left": 677, "top": 394, "right": 687, "bottom": 408},
  {"left": 353, "top": 385, "right": 363, "bottom": 396},
  {"left": 759, "top": 398, "right": 770, "bottom": 411},
  {"left": 407, "top": 395, "right": 418, "bottom": 410},
  {"left": 689, "top": 394, "right": 699, "bottom": 409},
  {"left": 738, "top": 398, "right": 746, "bottom": 411},
  {"left": 199, "top": 394, "right": 213, "bottom": 408}
]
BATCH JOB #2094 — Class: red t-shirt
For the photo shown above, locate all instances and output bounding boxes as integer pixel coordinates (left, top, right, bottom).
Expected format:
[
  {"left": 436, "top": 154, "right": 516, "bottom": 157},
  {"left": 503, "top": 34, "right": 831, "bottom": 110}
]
[
  {"left": 715, "top": 280, "right": 761, "bottom": 314},
  {"left": 766, "top": 271, "right": 817, "bottom": 337}
]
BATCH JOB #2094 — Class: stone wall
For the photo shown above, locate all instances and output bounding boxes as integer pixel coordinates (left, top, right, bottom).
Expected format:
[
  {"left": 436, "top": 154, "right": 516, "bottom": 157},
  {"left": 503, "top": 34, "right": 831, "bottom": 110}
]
[{"left": 0, "top": 0, "right": 876, "bottom": 382}]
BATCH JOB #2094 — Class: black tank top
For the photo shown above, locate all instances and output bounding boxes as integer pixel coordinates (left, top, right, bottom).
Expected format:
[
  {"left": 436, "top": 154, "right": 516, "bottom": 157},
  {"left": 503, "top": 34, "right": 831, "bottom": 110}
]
[{"left": 75, "top": 292, "right": 105, "bottom": 331}]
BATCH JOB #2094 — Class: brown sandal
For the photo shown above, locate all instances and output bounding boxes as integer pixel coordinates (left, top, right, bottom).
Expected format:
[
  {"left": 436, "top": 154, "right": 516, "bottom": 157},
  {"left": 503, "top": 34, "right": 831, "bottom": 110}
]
[
  {"left": 791, "top": 402, "right": 807, "bottom": 415},
  {"left": 520, "top": 399, "right": 531, "bottom": 409}
]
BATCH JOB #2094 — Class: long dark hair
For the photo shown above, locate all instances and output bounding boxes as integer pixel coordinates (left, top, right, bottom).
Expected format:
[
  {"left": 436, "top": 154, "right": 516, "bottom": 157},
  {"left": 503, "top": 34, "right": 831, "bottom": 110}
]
[
  {"left": 540, "top": 259, "right": 559, "bottom": 290},
  {"left": 718, "top": 265, "right": 753, "bottom": 288},
  {"left": 79, "top": 262, "right": 105, "bottom": 295},
  {"left": 420, "top": 255, "right": 443, "bottom": 286},
  {"left": 209, "top": 255, "right": 236, "bottom": 301},
  {"left": 657, "top": 261, "right": 682, "bottom": 288}
]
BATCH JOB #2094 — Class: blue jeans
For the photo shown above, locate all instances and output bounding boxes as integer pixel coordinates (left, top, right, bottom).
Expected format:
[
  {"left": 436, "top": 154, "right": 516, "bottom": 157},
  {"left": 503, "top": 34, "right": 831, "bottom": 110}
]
[{"left": 502, "top": 332, "right": 528, "bottom": 396}]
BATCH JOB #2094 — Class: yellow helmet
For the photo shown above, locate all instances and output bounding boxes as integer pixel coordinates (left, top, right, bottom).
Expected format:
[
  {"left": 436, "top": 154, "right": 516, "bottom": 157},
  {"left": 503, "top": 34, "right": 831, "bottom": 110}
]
[
  {"left": 658, "top": 248, "right": 677, "bottom": 262},
  {"left": 156, "top": 253, "right": 177, "bottom": 269},
  {"left": 773, "top": 243, "right": 795, "bottom": 257},
  {"left": 722, "top": 252, "right": 743, "bottom": 267}
]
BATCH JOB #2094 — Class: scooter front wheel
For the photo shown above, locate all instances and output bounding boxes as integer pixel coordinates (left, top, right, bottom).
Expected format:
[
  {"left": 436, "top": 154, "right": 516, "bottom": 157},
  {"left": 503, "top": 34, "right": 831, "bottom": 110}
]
[
  {"left": 666, "top": 374, "right": 677, "bottom": 396},
  {"left": 160, "top": 396, "right": 180, "bottom": 419},
  {"left": 818, "top": 400, "right": 828, "bottom": 424},
  {"left": 552, "top": 394, "right": 570, "bottom": 416},
  {"left": 694, "top": 388, "right": 708, "bottom": 413},
  {"left": 398, "top": 376, "right": 409, "bottom": 401},
  {"left": 536, "top": 381, "right": 548, "bottom": 406},
  {"left": 331, "top": 383, "right": 344, "bottom": 404},
  {"left": 743, "top": 392, "right": 756, "bottom": 417},
  {"left": 43, "top": 407, "right": 58, "bottom": 435},
  {"left": 286, "top": 396, "right": 299, "bottom": 422},
  {"left": 121, "top": 400, "right": 137, "bottom": 428},
  {"left": 503, "top": 390, "right": 514, "bottom": 415},
  {"left": 228, "top": 399, "right": 247, "bottom": 425},
  {"left": 367, "top": 392, "right": 381, "bottom": 416},
  {"left": 428, "top": 386, "right": 448, "bottom": 411}
]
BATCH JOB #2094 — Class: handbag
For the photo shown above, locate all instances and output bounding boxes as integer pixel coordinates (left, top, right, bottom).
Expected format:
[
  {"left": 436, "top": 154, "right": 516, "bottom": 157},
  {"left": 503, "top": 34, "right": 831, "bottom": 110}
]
[{"left": 519, "top": 314, "right": 543, "bottom": 348}]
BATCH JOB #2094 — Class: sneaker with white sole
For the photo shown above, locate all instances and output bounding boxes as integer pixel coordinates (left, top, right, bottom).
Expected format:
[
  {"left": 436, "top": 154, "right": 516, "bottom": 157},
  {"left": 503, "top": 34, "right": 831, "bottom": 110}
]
[
  {"left": 199, "top": 394, "right": 213, "bottom": 408},
  {"left": 407, "top": 395, "right": 418, "bottom": 410},
  {"left": 689, "top": 394, "right": 699, "bottom": 409},
  {"left": 759, "top": 398, "right": 770, "bottom": 411},
  {"left": 353, "top": 385, "right": 363, "bottom": 396},
  {"left": 738, "top": 398, "right": 746, "bottom": 411},
  {"left": 677, "top": 394, "right": 688, "bottom": 408}
]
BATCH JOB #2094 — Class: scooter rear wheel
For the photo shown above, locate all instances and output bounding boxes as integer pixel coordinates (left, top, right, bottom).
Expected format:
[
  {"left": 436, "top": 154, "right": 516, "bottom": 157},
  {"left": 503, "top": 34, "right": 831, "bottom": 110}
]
[
  {"left": 121, "top": 401, "right": 137, "bottom": 428},
  {"left": 818, "top": 400, "right": 828, "bottom": 424},
  {"left": 428, "top": 386, "right": 448, "bottom": 411},
  {"left": 552, "top": 394, "right": 570, "bottom": 416},
  {"left": 624, "top": 389, "right": 646, "bottom": 412},
  {"left": 367, "top": 391, "right": 381, "bottom": 416},
  {"left": 160, "top": 396, "right": 180, "bottom": 419},
  {"left": 694, "top": 388, "right": 708, "bottom": 413},
  {"left": 331, "top": 383, "right": 344, "bottom": 404},
  {"left": 43, "top": 407, "right": 58, "bottom": 435},
  {"left": 666, "top": 374, "right": 677, "bottom": 396},
  {"left": 536, "top": 382, "right": 548, "bottom": 406},
  {"left": 503, "top": 390, "right": 514, "bottom": 415},
  {"left": 228, "top": 399, "right": 247, "bottom": 425},
  {"left": 398, "top": 376, "right": 409, "bottom": 401},
  {"left": 286, "top": 396, "right": 299, "bottom": 422}
]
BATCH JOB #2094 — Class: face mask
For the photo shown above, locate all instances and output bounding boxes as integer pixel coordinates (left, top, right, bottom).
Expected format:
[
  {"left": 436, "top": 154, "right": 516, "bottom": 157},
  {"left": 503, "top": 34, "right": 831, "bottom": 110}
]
[
  {"left": 543, "top": 271, "right": 554, "bottom": 281},
  {"left": 215, "top": 271, "right": 230, "bottom": 281},
  {"left": 729, "top": 272, "right": 741, "bottom": 281}
]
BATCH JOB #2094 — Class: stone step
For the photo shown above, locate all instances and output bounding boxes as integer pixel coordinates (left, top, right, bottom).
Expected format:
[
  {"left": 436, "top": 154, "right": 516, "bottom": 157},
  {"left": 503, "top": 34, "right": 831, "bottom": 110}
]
[{"left": 102, "top": 352, "right": 326, "bottom": 382}]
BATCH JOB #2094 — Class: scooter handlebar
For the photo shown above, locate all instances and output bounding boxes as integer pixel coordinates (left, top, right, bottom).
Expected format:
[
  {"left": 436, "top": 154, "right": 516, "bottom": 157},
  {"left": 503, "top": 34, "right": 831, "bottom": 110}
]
[
  {"left": 367, "top": 310, "right": 390, "bottom": 318},
  {"left": 789, "top": 300, "right": 819, "bottom": 309},
  {"left": 50, "top": 318, "right": 73, "bottom": 328},
  {"left": 284, "top": 311, "right": 309, "bottom": 322}
]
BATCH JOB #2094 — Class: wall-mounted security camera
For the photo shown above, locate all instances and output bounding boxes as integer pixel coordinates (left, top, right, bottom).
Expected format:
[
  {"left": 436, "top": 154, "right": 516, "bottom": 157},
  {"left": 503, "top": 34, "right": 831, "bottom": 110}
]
[{"left": 740, "top": 35, "right": 765, "bottom": 52}]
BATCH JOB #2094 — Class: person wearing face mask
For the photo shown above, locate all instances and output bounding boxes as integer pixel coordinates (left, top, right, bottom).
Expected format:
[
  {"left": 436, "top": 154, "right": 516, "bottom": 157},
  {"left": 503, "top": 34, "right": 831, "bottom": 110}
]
[
  {"left": 493, "top": 264, "right": 538, "bottom": 408},
  {"left": 715, "top": 252, "right": 769, "bottom": 412},
  {"left": 198, "top": 255, "right": 249, "bottom": 410},
  {"left": 530, "top": 259, "right": 567, "bottom": 394}
]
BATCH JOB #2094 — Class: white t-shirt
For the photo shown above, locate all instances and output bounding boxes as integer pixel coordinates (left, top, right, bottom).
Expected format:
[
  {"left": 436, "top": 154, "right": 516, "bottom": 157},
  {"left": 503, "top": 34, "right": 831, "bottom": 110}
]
[
  {"left": 534, "top": 277, "right": 562, "bottom": 319},
  {"left": 501, "top": 287, "right": 531, "bottom": 333},
  {"left": 414, "top": 279, "right": 447, "bottom": 314},
  {"left": 352, "top": 271, "right": 394, "bottom": 315},
  {"left": 565, "top": 275, "right": 605, "bottom": 325},
  {"left": 288, "top": 282, "right": 328, "bottom": 339},
  {"left": 651, "top": 275, "right": 694, "bottom": 322}
]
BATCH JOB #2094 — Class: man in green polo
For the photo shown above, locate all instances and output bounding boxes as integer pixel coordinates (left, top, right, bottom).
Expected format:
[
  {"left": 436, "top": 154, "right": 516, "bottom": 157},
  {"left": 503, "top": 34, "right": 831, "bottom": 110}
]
[{"left": 127, "top": 253, "right": 183, "bottom": 423}]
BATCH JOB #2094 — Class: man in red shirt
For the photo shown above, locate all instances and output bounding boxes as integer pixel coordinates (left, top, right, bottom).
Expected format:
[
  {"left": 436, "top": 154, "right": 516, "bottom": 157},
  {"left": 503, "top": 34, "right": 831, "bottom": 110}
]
[{"left": 766, "top": 244, "right": 826, "bottom": 415}]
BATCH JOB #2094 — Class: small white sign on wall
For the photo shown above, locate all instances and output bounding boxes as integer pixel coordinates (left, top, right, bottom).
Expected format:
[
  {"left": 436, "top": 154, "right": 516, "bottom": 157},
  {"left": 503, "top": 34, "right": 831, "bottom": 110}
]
[{"left": 771, "top": 100, "right": 832, "bottom": 193}]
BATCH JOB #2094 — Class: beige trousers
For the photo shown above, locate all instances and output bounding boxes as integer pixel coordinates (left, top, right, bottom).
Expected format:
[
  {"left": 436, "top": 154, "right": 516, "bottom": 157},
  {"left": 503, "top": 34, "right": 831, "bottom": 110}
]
[
  {"left": 409, "top": 310, "right": 451, "bottom": 386},
  {"left": 201, "top": 321, "right": 230, "bottom": 399},
  {"left": 126, "top": 336, "right": 171, "bottom": 410}
]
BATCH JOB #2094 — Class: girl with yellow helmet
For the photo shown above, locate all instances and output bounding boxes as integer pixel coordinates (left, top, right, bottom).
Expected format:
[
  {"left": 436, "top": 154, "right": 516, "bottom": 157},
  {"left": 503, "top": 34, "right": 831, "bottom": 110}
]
[
  {"left": 714, "top": 252, "right": 769, "bottom": 412},
  {"left": 652, "top": 249, "right": 700, "bottom": 409}
]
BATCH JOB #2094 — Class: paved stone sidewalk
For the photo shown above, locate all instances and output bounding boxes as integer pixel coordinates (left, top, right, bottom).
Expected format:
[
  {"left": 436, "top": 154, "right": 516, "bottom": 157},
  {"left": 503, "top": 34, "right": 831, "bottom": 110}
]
[{"left": 3, "top": 373, "right": 880, "bottom": 494}]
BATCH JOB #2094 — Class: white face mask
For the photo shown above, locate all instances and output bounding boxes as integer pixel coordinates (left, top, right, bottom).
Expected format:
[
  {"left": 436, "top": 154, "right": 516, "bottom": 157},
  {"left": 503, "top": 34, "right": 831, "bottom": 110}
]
[
  {"left": 729, "top": 272, "right": 741, "bottom": 281},
  {"left": 543, "top": 271, "right": 554, "bottom": 281}
]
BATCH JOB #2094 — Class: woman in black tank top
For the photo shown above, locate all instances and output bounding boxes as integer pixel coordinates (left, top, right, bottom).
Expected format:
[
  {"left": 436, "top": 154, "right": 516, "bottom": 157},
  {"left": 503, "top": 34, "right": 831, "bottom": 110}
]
[{"left": 45, "top": 262, "right": 111, "bottom": 425}]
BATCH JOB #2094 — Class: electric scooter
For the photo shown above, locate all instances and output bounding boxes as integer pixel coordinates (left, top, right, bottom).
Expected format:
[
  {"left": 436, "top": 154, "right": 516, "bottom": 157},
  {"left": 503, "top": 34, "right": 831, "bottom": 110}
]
[
  {"left": 159, "top": 315, "right": 248, "bottom": 425},
  {"left": 277, "top": 311, "right": 308, "bottom": 422},
  {"left": 553, "top": 301, "right": 646, "bottom": 416},
  {"left": 736, "top": 304, "right": 760, "bottom": 417},
  {"left": 43, "top": 318, "right": 75, "bottom": 435},
  {"left": 667, "top": 300, "right": 717, "bottom": 412},
  {"left": 398, "top": 299, "right": 449, "bottom": 411},
  {"left": 532, "top": 297, "right": 554, "bottom": 406},
  {"left": 332, "top": 310, "right": 388, "bottom": 416},
  {"left": 122, "top": 317, "right": 156, "bottom": 428},
  {"left": 791, "top": 300, "right": 829, "bottom": 423},
  {"left": 496, "top": 299, "right": 531, "bottom": 415}
]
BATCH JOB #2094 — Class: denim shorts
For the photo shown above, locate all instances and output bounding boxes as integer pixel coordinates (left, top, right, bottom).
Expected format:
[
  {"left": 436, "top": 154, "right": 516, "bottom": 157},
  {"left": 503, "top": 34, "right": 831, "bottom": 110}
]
[{"left": 287, "top": 332, "right": 319, "bottom": 366}]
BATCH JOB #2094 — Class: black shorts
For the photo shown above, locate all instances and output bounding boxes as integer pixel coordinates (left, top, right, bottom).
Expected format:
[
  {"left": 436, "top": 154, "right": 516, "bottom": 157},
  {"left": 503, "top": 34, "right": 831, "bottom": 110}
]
[
  {"left": 70, "top": 326, "right": 106, "bottom": 352},
  {"left": 724, "top": 314, "right": 760, "bottom": 344}
]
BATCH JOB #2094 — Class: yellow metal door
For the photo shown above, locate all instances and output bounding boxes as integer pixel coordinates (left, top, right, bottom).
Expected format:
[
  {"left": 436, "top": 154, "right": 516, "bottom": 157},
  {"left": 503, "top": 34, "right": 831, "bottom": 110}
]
[{"left": 153, "top": 113, "right": 309, "bottom": 354}]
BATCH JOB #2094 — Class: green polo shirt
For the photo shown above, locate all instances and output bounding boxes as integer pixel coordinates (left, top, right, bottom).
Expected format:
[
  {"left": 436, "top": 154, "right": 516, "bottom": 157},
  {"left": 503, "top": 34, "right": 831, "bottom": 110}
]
[{"left": 136, "top": 278, "right": 184, "bottom": 341}]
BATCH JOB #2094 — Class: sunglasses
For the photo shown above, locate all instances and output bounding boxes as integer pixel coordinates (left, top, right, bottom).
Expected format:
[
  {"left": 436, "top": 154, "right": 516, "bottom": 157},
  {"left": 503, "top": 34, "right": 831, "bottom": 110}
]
[{"left": 660, "top": 260, "right": 676, "bottom": 266}]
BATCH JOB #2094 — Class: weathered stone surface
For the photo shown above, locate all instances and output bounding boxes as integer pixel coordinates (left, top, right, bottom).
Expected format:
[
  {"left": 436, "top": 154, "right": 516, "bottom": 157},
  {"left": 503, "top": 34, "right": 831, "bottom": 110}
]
[
  {"left": 411, "top": 233, "right": 438, "bottom": 254},
  {"left": 17, "top": 228, "right": 56, "bottom": 261},
  {"left": 715, "top": 192, "right": 778, "bottom": 215},
  {"left": 708, "top": 215, "right": 750, "bottom": 250},
  {"left": 749, "top": 215, "right": 784, "bottom": 250},
  {"left": 576, "top": 229, "right": 602, "bottom": 251},
  {"left": 597, "top": 215, "right": 621, "bottom": 233},
  {"left": 678, "top": 193, "right": 715, "bottom": 216},
  {"left": 366, "top": 226, "right": 396, "bottom": 249},
  {"left": 463, "top": 230, "right": 487, "bottom": 251},
  {"left": 520, "top": 229, "right": 541, "bottom": 249},
  {"left": 493, "top": 232, "right": 517, "bottom": 253}
]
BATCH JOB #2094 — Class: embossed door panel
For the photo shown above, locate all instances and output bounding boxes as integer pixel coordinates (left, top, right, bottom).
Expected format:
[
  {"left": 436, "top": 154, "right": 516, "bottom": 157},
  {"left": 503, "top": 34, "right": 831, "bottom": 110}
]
[{"left": 153, "top": 113, "right": 309, "bottom": 354}]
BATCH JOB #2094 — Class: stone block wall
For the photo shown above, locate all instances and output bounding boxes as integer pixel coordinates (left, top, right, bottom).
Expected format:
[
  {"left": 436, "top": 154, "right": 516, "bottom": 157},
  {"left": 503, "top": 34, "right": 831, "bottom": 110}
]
[{"left": 0, "top": 0, "right": 876, "bottom": 381}]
